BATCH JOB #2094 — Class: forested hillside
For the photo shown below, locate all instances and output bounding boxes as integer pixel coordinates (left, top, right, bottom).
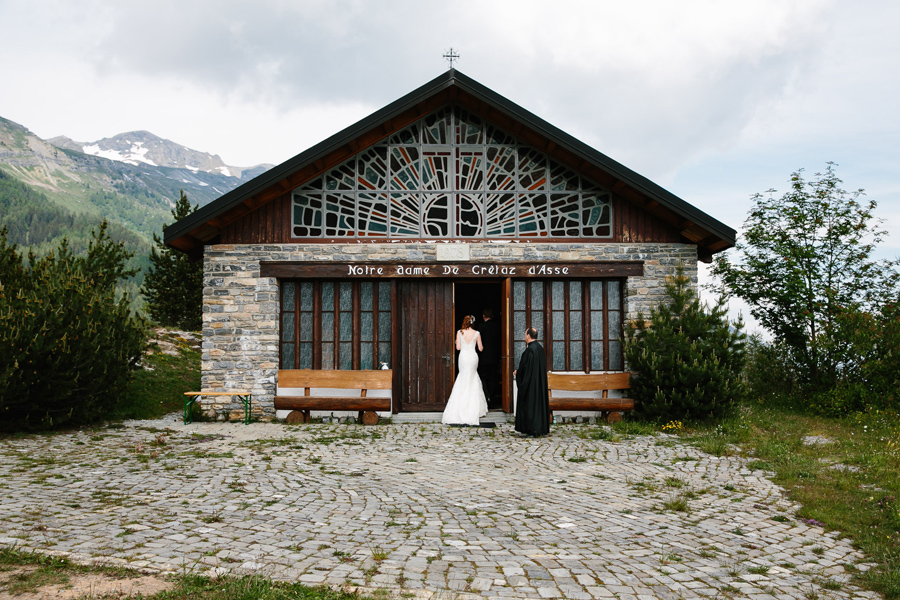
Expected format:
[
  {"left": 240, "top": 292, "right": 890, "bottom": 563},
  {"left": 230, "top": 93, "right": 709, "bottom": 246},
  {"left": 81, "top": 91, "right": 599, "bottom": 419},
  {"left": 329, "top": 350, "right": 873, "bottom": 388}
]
[
  {"left": 0, "top": 167, "right": 150, "bottom": 300},
  {"left": 0, "top": 116, "right": 264, "bottom": 244},
  {"left": 0, "top": 114, "right": 276, "bottom": 308}
]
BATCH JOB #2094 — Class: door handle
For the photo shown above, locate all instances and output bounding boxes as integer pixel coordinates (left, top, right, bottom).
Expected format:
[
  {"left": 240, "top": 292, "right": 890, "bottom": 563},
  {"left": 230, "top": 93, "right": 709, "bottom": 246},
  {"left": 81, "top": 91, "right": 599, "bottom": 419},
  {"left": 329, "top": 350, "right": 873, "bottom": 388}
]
[{"left": 441, "top": 354, "right": 451, "bottom": 360}]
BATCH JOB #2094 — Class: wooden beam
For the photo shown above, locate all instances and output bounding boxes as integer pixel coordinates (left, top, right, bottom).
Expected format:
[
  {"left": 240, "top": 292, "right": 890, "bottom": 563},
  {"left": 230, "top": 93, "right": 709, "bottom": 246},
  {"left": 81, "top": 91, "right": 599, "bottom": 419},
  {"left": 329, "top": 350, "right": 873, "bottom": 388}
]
[
  {"left": 192, "top": 224, "right": 221, "bottom": 242},
  {"left": 707, "top": 239, "right": 733, "bottom": 252},
  {"left": 680, "top": 224, "right": 708, "bottom": 243},
  {"left": 260, "top": 260, "right": 644, "bottom": 279},
  {"left": 168, "top": 234, "right": 201, "bottom": 252}
]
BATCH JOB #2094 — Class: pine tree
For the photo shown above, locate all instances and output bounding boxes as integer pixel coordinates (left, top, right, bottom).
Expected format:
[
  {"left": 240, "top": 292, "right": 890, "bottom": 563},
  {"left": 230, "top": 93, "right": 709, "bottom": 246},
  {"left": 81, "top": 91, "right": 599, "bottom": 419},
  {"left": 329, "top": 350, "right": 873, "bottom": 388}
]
[
  {"left": 0, "top": 223, "right": 146, "bottom": 431},
  {"left": 141, "top": 191, "right": 203, "bottom": 331},
  {"left": 624, "top": 265, "right": 746, "bottom": 422}
]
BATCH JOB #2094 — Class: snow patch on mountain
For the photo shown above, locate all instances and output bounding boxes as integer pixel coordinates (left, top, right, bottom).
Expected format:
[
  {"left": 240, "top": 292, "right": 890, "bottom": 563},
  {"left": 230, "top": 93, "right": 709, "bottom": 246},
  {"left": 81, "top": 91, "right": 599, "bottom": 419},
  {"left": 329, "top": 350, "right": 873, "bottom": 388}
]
[
  {"left": 49, "top": 130, "right": 272, "bottom": 181},
  {"left": 82, "top": 141, "right": 158, "bottom": 167}
]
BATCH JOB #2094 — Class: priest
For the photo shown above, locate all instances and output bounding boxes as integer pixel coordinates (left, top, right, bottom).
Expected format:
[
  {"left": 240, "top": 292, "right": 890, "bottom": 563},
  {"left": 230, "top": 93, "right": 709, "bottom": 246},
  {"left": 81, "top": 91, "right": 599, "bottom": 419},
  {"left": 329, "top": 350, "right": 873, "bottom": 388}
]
[{"left": 514, "top": 327, "right": 550, "bottom": 437}]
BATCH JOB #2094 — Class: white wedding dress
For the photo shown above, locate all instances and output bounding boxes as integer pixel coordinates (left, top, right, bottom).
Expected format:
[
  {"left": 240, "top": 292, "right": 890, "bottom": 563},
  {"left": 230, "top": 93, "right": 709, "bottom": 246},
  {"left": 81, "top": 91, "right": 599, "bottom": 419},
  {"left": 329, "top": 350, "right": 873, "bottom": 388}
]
[{"left": 442, "top": 330, "right": 489, "bottom": 426}]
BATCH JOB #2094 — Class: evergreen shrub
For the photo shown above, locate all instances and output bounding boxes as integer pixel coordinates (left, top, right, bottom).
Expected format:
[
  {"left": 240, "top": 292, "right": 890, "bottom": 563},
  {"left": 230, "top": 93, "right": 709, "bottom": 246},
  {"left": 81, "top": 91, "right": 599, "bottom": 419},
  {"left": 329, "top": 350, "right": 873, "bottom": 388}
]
[
  {"left": 141, "top": 191, "right": 202, "bottom": 331},
  {"left": 624, "top": 266, "right": 746, "bottom": 422},
  {"left": 0, "top": 223, "right": 145, "bottom": 431}
]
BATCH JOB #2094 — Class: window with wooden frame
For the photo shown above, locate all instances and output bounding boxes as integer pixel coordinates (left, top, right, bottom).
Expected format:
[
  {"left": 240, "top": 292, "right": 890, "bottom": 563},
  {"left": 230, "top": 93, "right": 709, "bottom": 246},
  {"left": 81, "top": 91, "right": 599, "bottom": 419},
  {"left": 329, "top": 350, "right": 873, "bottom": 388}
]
[
  {"left": 280, "top": 280, "right": 392, "bottom": 370},
  {"left": 512, "top": 279, "right": 623, "bottom": 372}
]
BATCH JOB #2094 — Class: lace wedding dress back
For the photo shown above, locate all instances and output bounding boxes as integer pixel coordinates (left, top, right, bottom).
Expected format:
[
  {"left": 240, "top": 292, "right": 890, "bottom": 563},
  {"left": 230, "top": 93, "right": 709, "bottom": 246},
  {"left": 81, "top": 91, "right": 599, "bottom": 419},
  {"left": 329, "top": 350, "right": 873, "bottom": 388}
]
[{"left": 442, "top": 330, "right": 489, "bottom": 425}]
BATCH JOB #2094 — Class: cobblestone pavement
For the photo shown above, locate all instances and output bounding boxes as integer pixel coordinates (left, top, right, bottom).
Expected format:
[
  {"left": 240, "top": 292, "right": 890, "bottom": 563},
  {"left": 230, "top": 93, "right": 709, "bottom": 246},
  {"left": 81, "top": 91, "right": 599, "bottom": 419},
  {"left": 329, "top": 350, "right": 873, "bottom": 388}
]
[{"left": 0, "top": 417, "right": 880, "bottom": 600}]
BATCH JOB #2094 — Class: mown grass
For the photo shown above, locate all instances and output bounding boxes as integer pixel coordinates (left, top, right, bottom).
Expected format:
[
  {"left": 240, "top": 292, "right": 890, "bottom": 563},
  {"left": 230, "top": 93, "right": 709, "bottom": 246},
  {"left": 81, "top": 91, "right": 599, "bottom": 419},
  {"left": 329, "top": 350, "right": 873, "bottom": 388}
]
[
  {"left": 117, "top": 332, "right": 201, "bottom": 420},
  {"left": 682, "top": 403, "right": 900, "bottom": 599}
]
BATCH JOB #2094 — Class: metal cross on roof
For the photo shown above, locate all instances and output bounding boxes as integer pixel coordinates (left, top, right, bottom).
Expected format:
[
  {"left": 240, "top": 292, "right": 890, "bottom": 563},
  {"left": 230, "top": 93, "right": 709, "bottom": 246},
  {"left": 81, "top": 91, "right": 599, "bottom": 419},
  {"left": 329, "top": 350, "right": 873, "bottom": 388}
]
[{"left": 443, "top": 48, "right": 460, "bottom": 68}]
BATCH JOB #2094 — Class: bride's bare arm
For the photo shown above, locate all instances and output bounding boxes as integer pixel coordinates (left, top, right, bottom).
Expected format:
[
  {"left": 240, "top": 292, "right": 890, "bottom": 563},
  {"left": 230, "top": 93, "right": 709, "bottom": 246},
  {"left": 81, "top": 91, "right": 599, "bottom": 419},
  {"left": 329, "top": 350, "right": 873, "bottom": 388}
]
[
  {"left": 455, "top": 330, "right": 462, "bottom": 351},
  {"left": 476, "top": 331, "right": 483, "bottom": 352}
]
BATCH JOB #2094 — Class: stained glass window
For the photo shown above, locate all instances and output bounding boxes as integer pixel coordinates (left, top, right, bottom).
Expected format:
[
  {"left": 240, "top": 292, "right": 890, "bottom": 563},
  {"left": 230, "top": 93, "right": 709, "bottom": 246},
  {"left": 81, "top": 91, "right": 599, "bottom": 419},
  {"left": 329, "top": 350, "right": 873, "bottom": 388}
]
[{"left": 292, "top": 107, "right": 613, "bottom": 239}]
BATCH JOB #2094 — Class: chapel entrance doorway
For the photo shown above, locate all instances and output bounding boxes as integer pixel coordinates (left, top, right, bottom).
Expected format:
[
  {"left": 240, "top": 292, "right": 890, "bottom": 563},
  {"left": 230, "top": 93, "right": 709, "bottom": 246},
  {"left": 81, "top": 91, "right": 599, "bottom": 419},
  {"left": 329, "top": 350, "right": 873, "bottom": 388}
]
[{"left": 454, "top": 281, "right": 507, "bottom": 411}]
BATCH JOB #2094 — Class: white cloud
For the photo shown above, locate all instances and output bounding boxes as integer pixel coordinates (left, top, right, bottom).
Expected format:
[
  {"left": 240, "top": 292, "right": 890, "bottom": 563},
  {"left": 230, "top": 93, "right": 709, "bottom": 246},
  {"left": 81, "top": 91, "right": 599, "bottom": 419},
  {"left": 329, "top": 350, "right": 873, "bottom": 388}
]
[{"left": 2, "top": 0, "right": 899, "bottom": 278}]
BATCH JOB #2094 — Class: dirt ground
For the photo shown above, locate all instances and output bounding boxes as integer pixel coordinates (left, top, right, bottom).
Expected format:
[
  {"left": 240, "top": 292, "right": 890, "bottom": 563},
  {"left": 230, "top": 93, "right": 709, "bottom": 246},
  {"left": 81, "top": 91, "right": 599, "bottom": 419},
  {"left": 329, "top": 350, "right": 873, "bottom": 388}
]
[{"left": 0, "top": 566, "right": 173, "bottom": 599}]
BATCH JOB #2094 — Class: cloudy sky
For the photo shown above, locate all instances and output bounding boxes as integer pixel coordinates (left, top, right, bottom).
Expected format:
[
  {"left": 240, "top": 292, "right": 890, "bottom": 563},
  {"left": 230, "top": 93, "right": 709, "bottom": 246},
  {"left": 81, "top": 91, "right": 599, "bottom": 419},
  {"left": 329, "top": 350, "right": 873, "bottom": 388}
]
[{"left": 2, "top": 0, "right": 899, "bottom": 324}]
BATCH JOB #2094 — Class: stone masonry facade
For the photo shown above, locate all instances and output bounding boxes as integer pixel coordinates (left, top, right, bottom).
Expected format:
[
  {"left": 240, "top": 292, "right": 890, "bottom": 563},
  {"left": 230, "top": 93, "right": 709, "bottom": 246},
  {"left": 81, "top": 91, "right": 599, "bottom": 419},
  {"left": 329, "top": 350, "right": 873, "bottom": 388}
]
[{"left": 200, "top": 242, "right": 698, "bottom": 420}]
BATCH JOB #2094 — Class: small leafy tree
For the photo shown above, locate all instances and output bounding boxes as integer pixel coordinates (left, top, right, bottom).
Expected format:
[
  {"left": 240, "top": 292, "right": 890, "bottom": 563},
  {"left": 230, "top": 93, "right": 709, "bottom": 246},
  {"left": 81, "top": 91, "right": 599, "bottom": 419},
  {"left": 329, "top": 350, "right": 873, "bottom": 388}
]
[
  {"left": 0, "top": 222, "right": 146, "bottom": 431},
  {"left": 142, "top": 191, "right": 202, "bottom": 331},
  {"left": 624, "top": 266, "right": 746, "bottom": 422},
  {"left": 712, "top": 163, "right": 900, "bottom": 390}
]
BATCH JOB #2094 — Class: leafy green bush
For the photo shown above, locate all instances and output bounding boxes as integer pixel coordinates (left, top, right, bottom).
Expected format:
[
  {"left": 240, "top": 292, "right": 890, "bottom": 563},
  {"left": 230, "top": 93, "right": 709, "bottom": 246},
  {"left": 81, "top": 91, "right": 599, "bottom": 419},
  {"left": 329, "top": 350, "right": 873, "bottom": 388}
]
[
  {"left": 624, "top": 265, "right": 746, "bottom": 422},
  {"left": 823, "top": 303, "right": 900, "bottom": 414},
  {"left": 0, "top": 223, "right": 146, "bottom": 431},
  {"left": 743, "top": 335, "right": 799, "bottom": 406},
  {"left": 809, "top": 381, "right": 869, "bottom": 417},
  {"left": 744, "top": 307, "right": 900, "bottom": 416}
]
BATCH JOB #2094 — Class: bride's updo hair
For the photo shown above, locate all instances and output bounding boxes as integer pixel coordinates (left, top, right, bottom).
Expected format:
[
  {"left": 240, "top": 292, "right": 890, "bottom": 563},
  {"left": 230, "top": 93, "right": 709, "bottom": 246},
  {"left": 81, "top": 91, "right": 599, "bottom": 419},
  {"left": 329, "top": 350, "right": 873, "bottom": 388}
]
[{"left": 461, "top": 315, "right": 476, "bottom": 330}]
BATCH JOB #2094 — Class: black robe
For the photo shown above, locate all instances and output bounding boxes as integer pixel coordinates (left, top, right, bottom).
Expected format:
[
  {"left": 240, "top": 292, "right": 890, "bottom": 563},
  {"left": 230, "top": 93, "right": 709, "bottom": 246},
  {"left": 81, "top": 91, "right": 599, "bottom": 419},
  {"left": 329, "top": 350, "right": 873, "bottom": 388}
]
[{"left": 515, "top": 341, "right": 550, "bottom": 436}]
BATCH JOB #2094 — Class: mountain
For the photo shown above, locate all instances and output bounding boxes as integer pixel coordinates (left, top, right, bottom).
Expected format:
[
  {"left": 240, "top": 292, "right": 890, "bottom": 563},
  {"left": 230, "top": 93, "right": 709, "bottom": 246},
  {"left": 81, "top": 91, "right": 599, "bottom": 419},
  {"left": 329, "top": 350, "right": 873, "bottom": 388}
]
[
  {"left": 0, "top": 116, "right": 274, "bottom": 308},
  {"left": 47, "top": 130, "right": 270, "bottom": 180},
  {"left": 0, "top": 166, "right": 152, "bottom": 302},
  {"left": 0, "top": 116, "right": 272, "bottom": 245}
]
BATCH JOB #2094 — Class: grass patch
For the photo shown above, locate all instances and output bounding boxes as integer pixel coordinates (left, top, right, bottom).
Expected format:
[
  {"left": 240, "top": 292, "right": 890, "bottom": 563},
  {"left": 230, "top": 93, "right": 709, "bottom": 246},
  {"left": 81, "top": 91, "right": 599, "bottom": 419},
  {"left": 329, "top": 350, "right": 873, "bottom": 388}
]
[
  {"left": 370, "top": 545, "right": 389, "bottom": 561},
  {"left": 610, "top": 419, "right": 658, "bottom": 438},
  {"left": 577, "top": 428, "right": 613, "bottom": 441},
  {"left": 0, "top": 546, "right": 135, "bottom": 595},
  {"left": 0, "top": 546, "right": 382, "bottom": 600},
  {"left": 694, "top": 434, "right": 732, "bottom": 457},
  {"left": 118, "top": 331, "right": 201, "bottom": 420},
  {"left": 679, "top": 404, "right": 900, "bottom": 599},
  {"left": 661, "top": 496, "right": 690, "bottom": 512}
]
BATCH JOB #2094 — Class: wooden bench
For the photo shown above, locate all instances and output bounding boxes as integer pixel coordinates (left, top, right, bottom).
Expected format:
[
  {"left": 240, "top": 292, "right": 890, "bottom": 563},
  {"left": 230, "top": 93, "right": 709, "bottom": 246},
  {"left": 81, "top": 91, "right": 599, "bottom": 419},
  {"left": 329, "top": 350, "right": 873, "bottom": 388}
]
[
  {"left": 182, "top": 391, "right": 252, "bottom": 425},
  {"left": 274, "top": 369, "right": 392, "bottom": 425},
  {"left": 547, "top": 372, "right": 634, "bottom": 423}
]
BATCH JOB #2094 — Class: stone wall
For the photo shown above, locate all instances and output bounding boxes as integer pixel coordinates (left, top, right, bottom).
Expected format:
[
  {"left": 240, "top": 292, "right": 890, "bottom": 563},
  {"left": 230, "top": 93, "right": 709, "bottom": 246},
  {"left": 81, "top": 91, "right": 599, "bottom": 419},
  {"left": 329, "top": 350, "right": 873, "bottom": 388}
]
[{"left": 200, "top": 242, "right": 697, "bottom": 420}]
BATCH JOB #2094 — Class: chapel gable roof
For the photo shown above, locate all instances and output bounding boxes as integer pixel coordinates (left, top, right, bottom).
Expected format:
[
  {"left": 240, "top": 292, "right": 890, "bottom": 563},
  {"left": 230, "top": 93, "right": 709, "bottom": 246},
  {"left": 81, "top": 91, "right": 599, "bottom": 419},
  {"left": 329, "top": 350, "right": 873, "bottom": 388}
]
[{"left": 164, "top": 69, "right": 735, "bottom": 260}]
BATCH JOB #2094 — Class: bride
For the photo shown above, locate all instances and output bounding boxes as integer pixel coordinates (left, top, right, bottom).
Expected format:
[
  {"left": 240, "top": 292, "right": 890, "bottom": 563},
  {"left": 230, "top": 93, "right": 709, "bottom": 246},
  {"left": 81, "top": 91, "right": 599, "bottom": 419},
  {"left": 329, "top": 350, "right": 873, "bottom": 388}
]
[{"left": 442, "top": 315, "right": 489, "bottom": 426}]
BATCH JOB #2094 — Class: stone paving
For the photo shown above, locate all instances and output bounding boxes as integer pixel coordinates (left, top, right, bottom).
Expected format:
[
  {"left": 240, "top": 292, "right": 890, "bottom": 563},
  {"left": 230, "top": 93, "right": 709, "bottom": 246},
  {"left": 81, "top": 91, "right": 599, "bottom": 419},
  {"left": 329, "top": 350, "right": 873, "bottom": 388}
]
[{"left": 0, "top": 416, "right": 880, "bottom": 600}]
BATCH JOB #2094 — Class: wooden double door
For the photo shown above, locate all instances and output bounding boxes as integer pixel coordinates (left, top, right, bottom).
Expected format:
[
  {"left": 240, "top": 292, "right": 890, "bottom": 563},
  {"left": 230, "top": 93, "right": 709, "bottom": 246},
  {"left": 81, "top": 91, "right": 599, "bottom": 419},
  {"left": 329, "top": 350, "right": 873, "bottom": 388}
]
[{"left": 396, "top": 280, "right": 509, "bottom": 412}]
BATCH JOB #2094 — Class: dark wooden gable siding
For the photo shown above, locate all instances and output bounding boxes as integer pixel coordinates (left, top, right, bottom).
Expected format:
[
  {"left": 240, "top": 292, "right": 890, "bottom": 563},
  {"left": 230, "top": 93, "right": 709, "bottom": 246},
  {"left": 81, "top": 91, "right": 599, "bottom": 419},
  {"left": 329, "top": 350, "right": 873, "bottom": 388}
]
[
  {"left": 220, "top": 189, "right": 681, "bottom": 245},
  {"left": 615, "top": 194, "right": 682, "bottom": 243},
  {"left": 222, "top": 192, "right": 292, "bottom": 244}
]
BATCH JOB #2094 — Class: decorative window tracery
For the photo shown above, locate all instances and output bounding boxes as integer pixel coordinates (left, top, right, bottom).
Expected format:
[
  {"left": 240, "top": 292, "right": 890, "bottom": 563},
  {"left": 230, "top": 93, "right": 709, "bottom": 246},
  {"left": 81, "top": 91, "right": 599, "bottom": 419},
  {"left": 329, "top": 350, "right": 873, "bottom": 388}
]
[{"left": 292, "top": 107, "right": 613, "bottom": 239}]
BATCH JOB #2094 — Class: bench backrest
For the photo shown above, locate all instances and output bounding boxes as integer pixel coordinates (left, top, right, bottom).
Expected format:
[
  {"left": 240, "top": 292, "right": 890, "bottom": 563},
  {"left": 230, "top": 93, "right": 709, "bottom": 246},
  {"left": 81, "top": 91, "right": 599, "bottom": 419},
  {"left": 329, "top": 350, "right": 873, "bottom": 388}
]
[
  {"left": 278, "top": 369, "right": 392, "bottom": 390},
  {"left": 547, "top": 372, "right": 631, "bottom": 394}
]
